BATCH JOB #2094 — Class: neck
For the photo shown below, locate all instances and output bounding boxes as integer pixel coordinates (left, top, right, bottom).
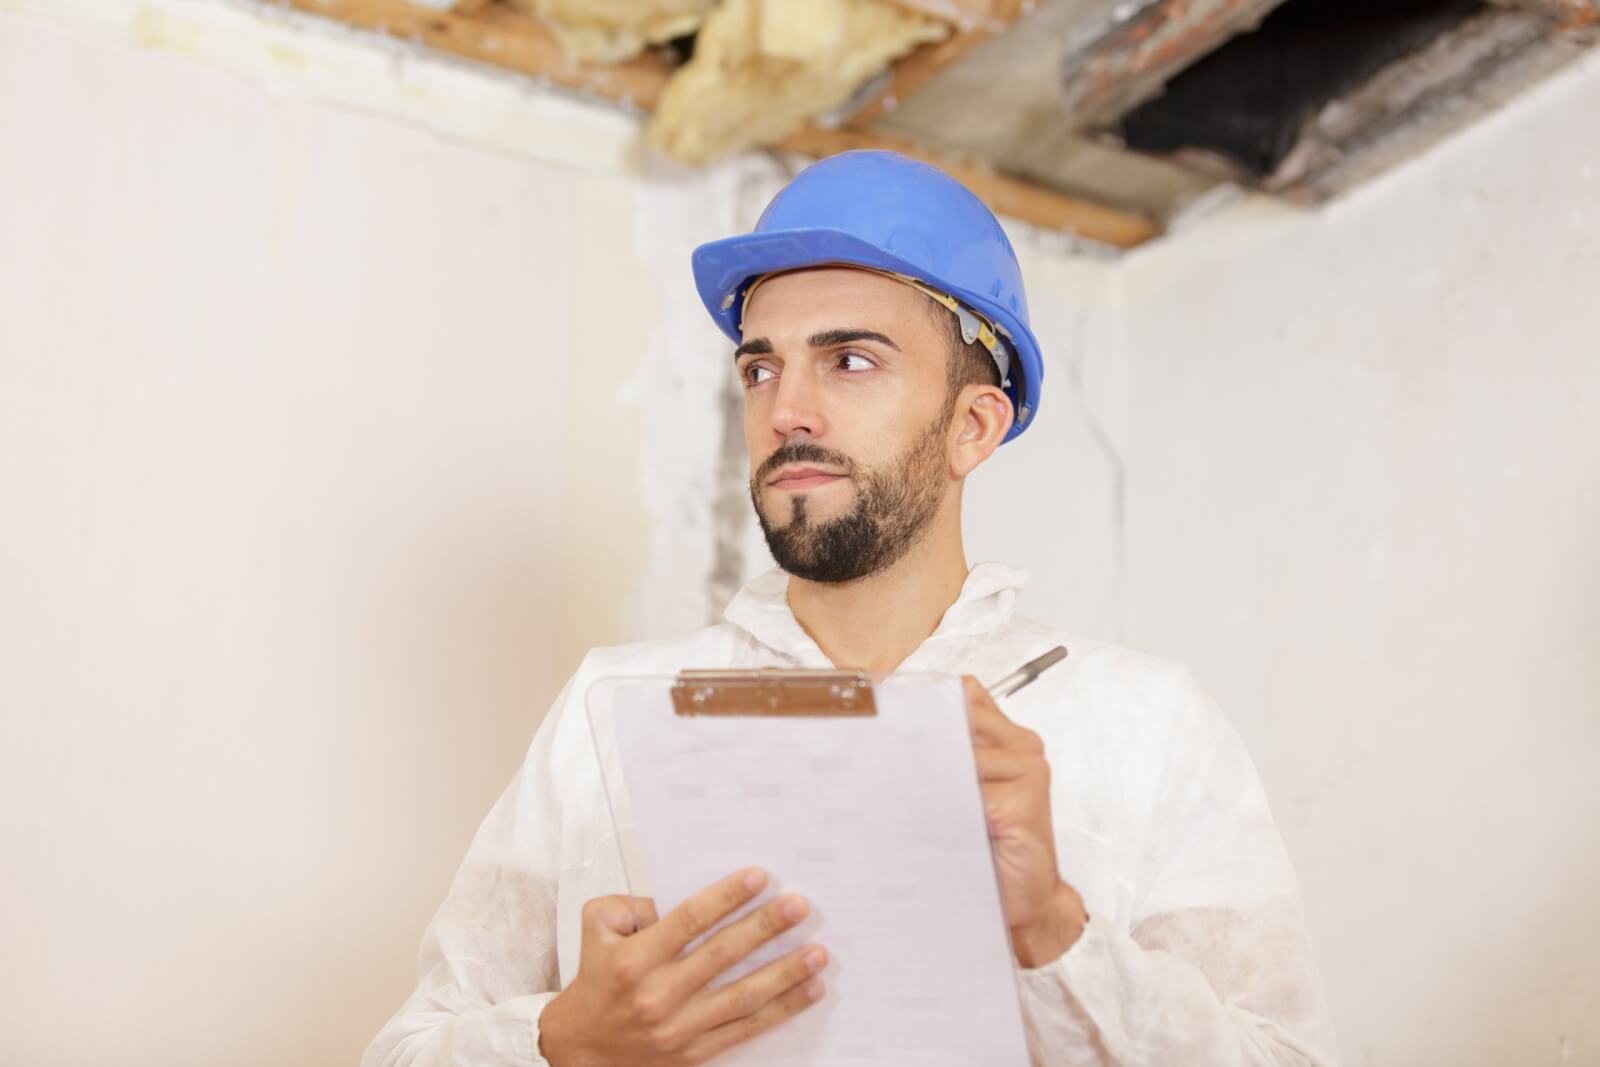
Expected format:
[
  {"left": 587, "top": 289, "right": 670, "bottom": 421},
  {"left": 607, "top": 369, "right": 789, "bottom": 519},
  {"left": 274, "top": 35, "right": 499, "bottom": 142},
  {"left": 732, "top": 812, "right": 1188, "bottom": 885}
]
[{"left": 785, "top": 509, "right": 968, "bottom": 674}]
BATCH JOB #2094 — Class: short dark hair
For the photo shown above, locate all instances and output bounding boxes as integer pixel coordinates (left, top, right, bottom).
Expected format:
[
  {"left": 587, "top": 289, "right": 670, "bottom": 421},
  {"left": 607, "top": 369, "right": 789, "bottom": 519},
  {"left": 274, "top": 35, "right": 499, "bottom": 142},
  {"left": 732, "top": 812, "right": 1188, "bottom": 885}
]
[{"left": 927, "top": 302, "right": 1002, "bottom": 401}]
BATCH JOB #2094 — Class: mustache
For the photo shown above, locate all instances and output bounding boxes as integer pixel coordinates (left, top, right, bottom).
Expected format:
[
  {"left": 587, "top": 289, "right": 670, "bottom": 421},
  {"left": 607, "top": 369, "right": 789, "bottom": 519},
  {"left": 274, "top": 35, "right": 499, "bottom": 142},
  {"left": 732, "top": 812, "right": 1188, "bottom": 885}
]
[{"left": 753, "top": 441, "right": 857, "bottom": 486}]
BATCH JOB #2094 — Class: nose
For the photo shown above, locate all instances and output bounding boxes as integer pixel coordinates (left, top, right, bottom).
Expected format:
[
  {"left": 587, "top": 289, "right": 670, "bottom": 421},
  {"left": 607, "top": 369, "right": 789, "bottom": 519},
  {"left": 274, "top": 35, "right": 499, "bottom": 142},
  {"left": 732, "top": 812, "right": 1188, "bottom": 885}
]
[{"left": 768, "top": 363, "right": 827, "bottom": 441}]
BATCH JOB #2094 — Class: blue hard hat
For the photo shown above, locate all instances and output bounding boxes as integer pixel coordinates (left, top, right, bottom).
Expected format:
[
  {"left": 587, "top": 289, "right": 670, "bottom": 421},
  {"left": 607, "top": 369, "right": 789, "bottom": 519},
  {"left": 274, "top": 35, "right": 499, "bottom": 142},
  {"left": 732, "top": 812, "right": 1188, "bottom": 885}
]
[{"left": 691, "top": 150, "right": 1043, "bottom": 443}]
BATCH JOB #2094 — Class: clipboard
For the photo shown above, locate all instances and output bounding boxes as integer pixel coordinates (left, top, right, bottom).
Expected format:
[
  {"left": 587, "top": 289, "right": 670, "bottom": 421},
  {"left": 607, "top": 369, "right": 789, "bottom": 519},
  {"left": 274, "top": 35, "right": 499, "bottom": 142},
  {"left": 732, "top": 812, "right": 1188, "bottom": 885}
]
[{"left": 584, "top": 670, "right": 1030, "bottom": 1066}]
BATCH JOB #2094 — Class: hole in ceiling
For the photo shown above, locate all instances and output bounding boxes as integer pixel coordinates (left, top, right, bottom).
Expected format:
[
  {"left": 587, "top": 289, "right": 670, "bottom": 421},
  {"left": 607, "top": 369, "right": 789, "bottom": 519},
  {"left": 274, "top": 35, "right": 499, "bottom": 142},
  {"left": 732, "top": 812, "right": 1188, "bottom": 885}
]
[
  {"left": 663, "top": 31, "right": 698, "bottom": 64},
  {"left": 1114, "top": 0, "right": 1487, "bottom": 179}
]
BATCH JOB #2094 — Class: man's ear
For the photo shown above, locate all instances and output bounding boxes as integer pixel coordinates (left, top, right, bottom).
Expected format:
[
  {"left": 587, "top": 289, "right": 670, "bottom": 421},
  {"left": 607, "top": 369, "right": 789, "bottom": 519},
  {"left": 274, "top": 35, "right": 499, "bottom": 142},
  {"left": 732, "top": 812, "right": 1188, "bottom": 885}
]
[{"left": 948, "top": 383, "right": 1014, "bottom": 477}]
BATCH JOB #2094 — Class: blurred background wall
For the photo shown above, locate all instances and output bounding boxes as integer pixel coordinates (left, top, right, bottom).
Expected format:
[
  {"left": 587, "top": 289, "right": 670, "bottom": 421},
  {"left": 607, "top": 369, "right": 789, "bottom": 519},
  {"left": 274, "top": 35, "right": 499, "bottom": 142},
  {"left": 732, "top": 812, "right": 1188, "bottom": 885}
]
[
  {"left": 1109, "top": 70, "right": 1600, "bottom": 1062},
  {"left": 0, "top": 10, "right": 672, "bottom": 1060},
  {"left": 0, "top": 4, "right": 1595, "bottom": 1065}
]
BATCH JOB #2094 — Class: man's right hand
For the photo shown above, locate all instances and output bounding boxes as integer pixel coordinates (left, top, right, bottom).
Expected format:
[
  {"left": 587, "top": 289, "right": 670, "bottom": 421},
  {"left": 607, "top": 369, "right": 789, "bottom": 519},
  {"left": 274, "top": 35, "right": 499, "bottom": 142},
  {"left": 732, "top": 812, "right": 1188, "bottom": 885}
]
[{"left": 537, "top": 868, "right": 828, "bottom": 1066}]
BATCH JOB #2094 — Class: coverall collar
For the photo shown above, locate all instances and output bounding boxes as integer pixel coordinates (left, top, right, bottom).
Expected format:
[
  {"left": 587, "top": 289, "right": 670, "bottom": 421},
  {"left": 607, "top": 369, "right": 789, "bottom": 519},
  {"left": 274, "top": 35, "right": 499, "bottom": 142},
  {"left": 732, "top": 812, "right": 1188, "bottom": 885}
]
[{"left": 722, "top": 561, "right": 1027, "bottom": 669}]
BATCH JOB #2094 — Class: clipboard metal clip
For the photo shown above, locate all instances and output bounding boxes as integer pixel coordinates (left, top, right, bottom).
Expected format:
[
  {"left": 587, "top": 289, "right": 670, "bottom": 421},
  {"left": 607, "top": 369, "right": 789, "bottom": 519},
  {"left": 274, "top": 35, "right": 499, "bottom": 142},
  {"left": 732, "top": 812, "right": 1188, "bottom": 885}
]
[{"left": 671, "top": 669, "right": 878, "bottom": 718}]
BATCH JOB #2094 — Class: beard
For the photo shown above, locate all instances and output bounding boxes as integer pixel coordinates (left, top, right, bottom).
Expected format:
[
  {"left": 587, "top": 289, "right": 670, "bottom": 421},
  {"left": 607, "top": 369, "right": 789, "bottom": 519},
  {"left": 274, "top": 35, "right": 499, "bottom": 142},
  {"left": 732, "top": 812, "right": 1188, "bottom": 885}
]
[{"left": 751, "top": 416, "right": 947, "bottom": 584}]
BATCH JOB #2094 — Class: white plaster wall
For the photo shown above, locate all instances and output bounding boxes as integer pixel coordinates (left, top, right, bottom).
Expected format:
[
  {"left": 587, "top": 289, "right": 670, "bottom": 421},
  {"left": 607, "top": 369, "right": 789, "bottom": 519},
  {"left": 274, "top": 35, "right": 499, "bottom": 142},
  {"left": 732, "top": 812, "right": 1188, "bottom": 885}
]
[
  {"left": 1111, "top": 52, "right": 1600, "bottom": 1067},
  {"left": 0, "top": 10, "right": 669, "bottom": 1064},
  {"left": 963, "top": 240, "right": 1125, "bottom": 641}
]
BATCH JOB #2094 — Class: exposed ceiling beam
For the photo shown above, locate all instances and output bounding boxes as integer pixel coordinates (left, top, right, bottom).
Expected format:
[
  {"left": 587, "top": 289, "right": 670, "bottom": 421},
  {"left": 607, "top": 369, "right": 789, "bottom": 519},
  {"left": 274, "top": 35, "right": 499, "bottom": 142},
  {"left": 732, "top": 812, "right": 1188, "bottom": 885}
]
[
  {"left": 284, "top": 0, "right": 676, "bottom": 108},
  {"left": 1060, "top": 0, "right": 1288, "bottom": 129},
  {"left": 779, "top": 125, "right": 1162, "bottom": 249}
]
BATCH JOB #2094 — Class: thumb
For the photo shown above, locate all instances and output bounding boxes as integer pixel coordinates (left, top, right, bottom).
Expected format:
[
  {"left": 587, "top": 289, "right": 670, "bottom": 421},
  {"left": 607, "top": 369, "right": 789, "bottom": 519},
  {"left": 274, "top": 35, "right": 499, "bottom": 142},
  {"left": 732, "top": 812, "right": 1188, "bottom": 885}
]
[{"left": 583, "top": 894, "right": 659, "bottom": 938}]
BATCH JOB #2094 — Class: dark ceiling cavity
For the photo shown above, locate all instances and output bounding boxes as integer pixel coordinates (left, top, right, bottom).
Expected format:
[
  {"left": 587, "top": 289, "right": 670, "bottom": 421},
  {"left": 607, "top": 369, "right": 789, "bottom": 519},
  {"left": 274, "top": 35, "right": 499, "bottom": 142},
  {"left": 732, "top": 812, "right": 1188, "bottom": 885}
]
[
  {"left": 664, "top": 31, "right": 698, "bottom": 64},
  {"left": 1114, "top": 0, "right": 1487, "bottom": 178}
]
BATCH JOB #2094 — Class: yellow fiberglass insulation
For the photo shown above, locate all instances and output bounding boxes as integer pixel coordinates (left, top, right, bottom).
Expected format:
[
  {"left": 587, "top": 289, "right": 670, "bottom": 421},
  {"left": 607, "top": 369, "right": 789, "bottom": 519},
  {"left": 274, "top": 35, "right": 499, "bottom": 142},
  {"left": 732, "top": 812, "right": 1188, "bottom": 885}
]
[
  {"left": 510, "top": 0, "right": 716, "bottom": 64},
  {"left": 648, "top": 0, "right": 949, "bottom": 163}
]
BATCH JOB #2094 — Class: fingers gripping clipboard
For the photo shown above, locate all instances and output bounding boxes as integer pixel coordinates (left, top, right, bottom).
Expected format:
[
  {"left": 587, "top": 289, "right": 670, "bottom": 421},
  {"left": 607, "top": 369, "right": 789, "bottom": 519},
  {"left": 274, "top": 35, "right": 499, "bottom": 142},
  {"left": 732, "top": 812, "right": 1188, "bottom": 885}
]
[{"left": 584, "top": 670, "right": 1030, "bottom": 1066}]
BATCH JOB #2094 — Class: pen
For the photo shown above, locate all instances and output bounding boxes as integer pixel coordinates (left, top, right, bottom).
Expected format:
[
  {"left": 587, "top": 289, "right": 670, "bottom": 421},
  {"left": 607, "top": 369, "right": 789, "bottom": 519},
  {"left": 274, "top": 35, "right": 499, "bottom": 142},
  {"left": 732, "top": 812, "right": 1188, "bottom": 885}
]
[{"left": 987, "top": 645, "right": 1069, "bottom": 698}]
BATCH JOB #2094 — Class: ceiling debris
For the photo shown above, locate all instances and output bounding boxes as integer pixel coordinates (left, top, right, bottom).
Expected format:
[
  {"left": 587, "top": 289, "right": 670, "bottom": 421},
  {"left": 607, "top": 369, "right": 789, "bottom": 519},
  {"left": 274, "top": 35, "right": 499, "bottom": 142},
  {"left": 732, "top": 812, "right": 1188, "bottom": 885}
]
[
  {"left": 283, "top": 0, "right": 1597, "bottom": 248},
  {"left": 647, "top": 0, "right": 949, "bottom": 163},
  {"left": 509, "top": 0, "right": 715, "bottom": 63}
]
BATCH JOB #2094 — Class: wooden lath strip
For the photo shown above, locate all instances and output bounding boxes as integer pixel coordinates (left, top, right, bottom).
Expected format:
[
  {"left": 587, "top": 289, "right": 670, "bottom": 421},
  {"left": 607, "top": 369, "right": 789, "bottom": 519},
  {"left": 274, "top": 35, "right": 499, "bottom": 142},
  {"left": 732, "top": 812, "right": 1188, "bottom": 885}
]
[
  {"left": 882, "top": 0, "right": 1017, "bottom": 31},
  {"left": 842, "top": 0, "right": 1027, "bottom": 126},
  {"left": 779, "top": 126, "right": 1162, "bottom": 249},
  {"left": 1487, "top": 0, "right": 1600, "bottom": 28},
  {"left": 283, "top": 0, "right": 676, "bottom": 109}
]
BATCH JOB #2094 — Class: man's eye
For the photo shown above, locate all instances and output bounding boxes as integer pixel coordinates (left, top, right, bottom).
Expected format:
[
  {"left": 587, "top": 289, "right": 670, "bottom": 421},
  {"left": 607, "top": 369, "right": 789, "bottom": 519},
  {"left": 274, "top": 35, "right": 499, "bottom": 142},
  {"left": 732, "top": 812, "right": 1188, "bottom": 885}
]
[
  {"left": 838, "top": 352, "right": 875, "bottom": 372},
  {"left": 744, "top": 364, "right": 777, "bottom": 386}
]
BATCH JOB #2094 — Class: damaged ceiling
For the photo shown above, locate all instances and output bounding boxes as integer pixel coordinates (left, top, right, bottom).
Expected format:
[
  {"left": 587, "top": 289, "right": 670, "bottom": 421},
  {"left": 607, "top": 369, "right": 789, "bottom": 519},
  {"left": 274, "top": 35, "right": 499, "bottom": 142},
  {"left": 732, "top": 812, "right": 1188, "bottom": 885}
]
[{"left": 288, "top": 0, "right": 1600, "bottom": 249}]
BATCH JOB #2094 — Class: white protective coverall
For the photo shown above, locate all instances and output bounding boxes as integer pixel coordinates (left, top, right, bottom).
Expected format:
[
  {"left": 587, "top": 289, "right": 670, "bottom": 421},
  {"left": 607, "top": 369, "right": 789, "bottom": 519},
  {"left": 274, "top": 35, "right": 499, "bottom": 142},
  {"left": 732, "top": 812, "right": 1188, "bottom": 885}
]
[{"left": 362, "top": 563, "right": 1340, "bottom": 1066}]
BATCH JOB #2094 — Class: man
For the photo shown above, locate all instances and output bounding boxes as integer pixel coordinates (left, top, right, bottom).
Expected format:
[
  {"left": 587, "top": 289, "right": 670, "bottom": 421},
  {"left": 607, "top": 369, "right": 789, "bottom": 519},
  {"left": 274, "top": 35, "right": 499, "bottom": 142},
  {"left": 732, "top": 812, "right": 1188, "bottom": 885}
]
[{"left": 362, "top": 151, "right": 1339, "bottom": 1066}]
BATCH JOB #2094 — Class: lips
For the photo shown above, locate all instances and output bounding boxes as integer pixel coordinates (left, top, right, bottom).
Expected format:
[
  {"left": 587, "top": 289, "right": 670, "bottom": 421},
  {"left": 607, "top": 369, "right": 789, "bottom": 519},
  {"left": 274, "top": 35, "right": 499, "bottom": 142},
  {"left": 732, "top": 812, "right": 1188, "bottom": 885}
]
[{"left": 768, "top": 466, "right": 847, "bottom": 491}]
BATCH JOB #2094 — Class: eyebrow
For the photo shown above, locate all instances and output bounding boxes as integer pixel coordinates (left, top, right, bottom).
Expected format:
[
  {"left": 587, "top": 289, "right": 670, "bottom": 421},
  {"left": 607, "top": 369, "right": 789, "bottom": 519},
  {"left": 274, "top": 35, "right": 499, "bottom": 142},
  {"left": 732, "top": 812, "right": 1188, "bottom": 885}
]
[
  {"left": 809, "top": 328, "right": 900, "bottom": 352},
  {"left": 734, "top": 329, "right": 900, "bottom": 360}
]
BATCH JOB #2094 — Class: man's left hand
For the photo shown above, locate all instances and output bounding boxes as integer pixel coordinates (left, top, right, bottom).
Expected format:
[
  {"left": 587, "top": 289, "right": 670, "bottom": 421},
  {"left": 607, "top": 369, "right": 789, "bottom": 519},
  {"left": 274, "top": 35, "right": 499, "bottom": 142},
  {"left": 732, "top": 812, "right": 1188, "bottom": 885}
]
[{"left": 963, "top": 676, "right": 1089, "bottom": 968}]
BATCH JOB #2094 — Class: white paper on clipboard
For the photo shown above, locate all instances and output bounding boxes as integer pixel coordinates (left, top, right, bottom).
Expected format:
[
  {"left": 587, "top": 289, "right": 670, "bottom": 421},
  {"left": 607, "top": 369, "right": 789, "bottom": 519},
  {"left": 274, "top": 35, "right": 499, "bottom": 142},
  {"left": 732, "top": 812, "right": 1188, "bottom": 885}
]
[{"left": 584, "top": 673, "right": 1029, "bottom": 1066}]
